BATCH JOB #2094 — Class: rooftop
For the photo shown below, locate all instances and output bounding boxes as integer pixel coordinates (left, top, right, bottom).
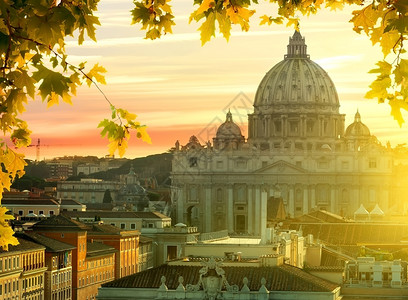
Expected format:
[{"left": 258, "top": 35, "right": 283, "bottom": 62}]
[
  {"left": 102, "top": 263, "right": 338, "bottom": 292},
  {"left": 0, "top": 237, "right": 45, "bottom": 255},
  {"left": 17, "top": 232, "right": 76, "bottom": 252},
  {"left": 87, "top": 241, "right": 116, "bottom": 258}
]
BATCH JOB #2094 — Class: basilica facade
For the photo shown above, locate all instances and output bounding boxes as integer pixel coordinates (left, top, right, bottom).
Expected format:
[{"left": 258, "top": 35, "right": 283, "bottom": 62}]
[{"left": 171, "top": 32, "right": 404, "bottom": 235}]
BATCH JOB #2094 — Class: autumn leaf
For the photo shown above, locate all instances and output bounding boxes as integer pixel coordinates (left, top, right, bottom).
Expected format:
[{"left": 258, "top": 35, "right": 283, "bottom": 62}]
[{"left": 199, "top": 11, "right": 216, "bottom": 45}]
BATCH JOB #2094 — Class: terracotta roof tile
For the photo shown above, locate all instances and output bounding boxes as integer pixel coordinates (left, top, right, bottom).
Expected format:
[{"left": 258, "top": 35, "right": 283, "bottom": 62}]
[
  {"left": 16, "top": 232, "right": 76, "bottom": 252},
  {"left": 32, "top": 214, "right": 89, "bottom": 231},
  {"left": 102, "top": 264, "right": 338, "bottom": 292},
  {"left": 0, "top": 237, "right": 45, "bottom": 255},
  {"left": 87, "top": 242, "right": 116, "bottom": 258}
]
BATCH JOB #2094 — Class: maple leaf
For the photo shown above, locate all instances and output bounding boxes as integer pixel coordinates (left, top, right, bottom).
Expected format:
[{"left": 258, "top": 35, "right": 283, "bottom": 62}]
[
  {"left": 86, "top": 63, "right": 107, "bottom": 86},
  {"left": 199, "top": 11, "right": 216, "bottom": 45},
  {"left": 137, "top": 126, "right": 152, "bottom": 144},
  {"left": 380, "top": 30, "right": 401, "bottom": 57},
  {"left": 216, "top": 10, "right": 231, "bottom": 41},
  {"left": 351, "top": 5, "right": 381, "bottom": 35},
  {"left": 196, "top": 0, "right": 215, "bottom": 15}
]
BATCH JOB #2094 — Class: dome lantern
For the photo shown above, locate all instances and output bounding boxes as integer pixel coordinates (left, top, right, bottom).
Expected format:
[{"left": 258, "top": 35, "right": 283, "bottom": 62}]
[{"left": 285, "top": 31, "right": 309, "bottom": 59}]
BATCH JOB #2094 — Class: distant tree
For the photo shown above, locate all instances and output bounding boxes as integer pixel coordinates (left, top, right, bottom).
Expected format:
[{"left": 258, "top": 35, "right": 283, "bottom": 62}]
[
  {"left": 25, "top": 161, "right": 50, "bottom": 179},
  {"left": 103, "top": 189, "right": 113, "bottom": 204},
  {"left": 11, "top": 175, "right": 45, "bottom": 191}
]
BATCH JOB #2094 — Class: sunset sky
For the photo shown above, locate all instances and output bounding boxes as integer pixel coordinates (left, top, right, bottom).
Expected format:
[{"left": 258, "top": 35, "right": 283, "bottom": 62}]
[{"left": 15, "top": 0, "right": 408, "bottom": 160}]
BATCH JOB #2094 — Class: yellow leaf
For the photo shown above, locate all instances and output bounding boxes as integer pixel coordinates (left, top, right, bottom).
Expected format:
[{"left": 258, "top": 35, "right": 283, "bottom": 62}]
[
  {"left": 365, "top": 76, "right": 391, "bottom": 100},
  {"left": 286, "top": 18, "right": 299, "bottom": 31},
  {"left": 137, "top": 126, "right": 152, "bottom": 144},
  {"left": 86, "top": 63, "right": 107, "bottom": 86},
  {"left": 198, "top": 11, "right": 216, "bottom": 45},
  {"left": 370, "top": 27, "right": 384, "bottom": 46},
  {"left": 216, "top": 10, "right": 231, "bottom": 41},
  {"left": 326, "top": 0, "right": 344, "bottom": 11},
  {"left": 259, "top": 15, "right": 271, "bottom": 26},
  {"left": 196, "top": 0, "right": 214, "bottom": 15},
  {"left": 118, "top": 138, "right": 128, "bottom": 158},
  {"left": 351, "top": 5, "right": 381, "bottom": 34},
  {"left": 62, "top": 91, "right": 73, "bottom": 105},
  {"left": 380, "top": 30, "right": 401, "bottom": 57},
  {"left": 0, "top": 206, "right": 18, "bottom": 250},
  {"left": 47, "top": 92, "right": 59, "bottom": 108},
  {"left": 108, "top": 140, "right": 119, "bottom": 156},
  {"left": 389, "top": 99, "right": 408, "bottom": 127}
]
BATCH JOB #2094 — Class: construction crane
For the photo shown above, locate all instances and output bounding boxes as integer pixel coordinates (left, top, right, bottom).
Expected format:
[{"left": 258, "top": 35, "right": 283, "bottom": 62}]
[{"left": 27, "top": 138, "right": 41, "bottom": 161}]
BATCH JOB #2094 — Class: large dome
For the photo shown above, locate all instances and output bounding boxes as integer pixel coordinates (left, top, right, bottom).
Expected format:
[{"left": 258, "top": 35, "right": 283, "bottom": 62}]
[{"left": 254, "top": 31, "right": 339, "bottom": 113}]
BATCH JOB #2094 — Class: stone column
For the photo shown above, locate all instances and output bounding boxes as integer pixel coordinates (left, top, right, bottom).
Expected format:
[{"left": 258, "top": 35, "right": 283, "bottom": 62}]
[
  {"left": 227, "top": 185, "right": 234, "bottom": 234},
  {"left": 303, "top": 185, "right": 309, "bottom": 215},
  {"left": 248, "top": 185, "right": 253, "bottom": 234},
  {"left": 282, "top": 115, "right": 288, "bottom": 137},
  {"left": 311, "top": 185, "right": 316, "bottom": 210},
  {"left": 330, "top": 186, "right": 336, "bottom": 213},
  {"left": 176, "top": 185, "right": 184, "bottom": 224},
  {"left": 255, "top": 186, "right": 261, "bottom": 236},
  {"left": 205, "top": 185, "right": 212, "bottom": 232},
  {"left": 352, "top": 186, "right": 360, "bottom": 214},
  {"left": 260, "top": 191, "right": 268, "bottom": 243},
  {"left": 382, "top": 188, "right": 389, "bottom": 212},
  {"left": 289, "top": 186, "right": 295, "bottom": 218},
  {"left": 300, "top": 114, "right": 306, "bottom": 137}
]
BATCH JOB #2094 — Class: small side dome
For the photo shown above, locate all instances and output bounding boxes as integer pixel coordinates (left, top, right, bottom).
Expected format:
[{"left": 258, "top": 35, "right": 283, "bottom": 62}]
[
  {"left": 216, "top": 111, "right": 243, "bottom": 139},
  {"left": 213, "top": 111, "right": 245, "bottom": 150},
  {"left": 345, "top": 111, "right": 371, "bottom": 137}
]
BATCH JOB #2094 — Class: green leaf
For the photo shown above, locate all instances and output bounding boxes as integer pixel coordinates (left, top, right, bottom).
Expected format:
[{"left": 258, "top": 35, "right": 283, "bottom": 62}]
[
  {"left": 32, "top": 65, "right": 71, "bottom": 100},
  {"left": 131, "top": 2, "right": 151, "bottom": 25}
]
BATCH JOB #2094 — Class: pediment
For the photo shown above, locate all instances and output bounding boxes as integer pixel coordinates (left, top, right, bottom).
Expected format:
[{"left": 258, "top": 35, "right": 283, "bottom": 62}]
[{"left": 254, "top": 160, "right": 307, "bottom": 174}]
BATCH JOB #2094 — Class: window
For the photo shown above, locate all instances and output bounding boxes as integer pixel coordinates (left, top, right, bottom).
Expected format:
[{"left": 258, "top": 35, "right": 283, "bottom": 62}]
[
  {"left": 369, "top": 158, "right": 377, "bottom": 169},
  {"left": 130, "top": 223, "right": 136, "bottom": 229},
  {"left": 235, "top": 160, "right": 247, "bottom": 168},
  {"left": 110, "top": 223, "right": 116, "bottom": 227},
  {"left": 120, "top": 223, "right": 125, "bottom": 229},
  {"left": 290, "top": 121, "right": 299, "bottom": 133},
  {"left": 189, "top": 157, "right": 198, "bottom": 167},
  {"left": 39, "top": 210, "right": 44, "bottom": 215},
  {"left": 18, "top": 210, "right": 23, "bottom": 216},
  {"left": 28, "top": 210, "right": 34, "bottom": 214},
  {"left": 49, "top": 210, "right": 54, "bottom": 215}
]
